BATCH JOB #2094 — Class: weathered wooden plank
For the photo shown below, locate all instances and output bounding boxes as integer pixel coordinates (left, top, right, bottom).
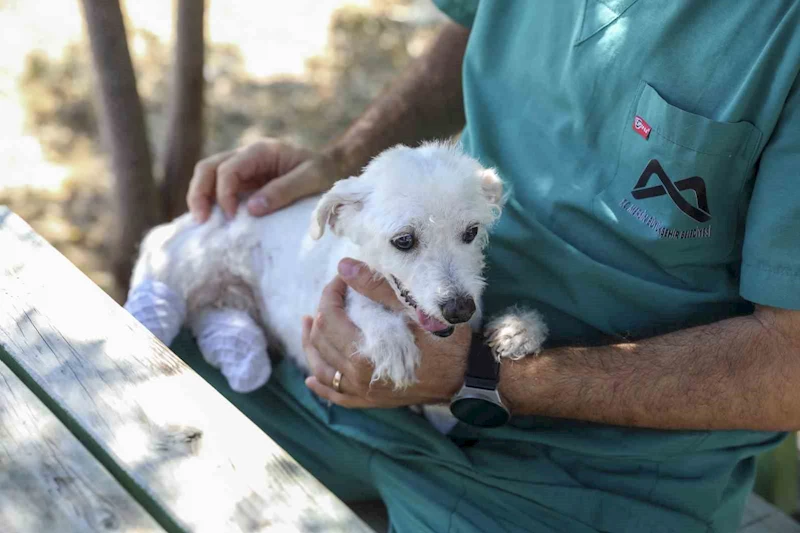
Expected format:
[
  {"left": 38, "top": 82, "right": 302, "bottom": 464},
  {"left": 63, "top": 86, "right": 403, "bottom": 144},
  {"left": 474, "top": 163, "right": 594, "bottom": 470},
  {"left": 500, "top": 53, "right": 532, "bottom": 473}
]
[
  {"left": 0, "top": 357, "right": 164, "bottom": 533},
  {"left": 0, "top": 207, "right": 371, "bottom": 533},
  {"left": 739, "top": 494, "right": 800, "bottom": 533}
]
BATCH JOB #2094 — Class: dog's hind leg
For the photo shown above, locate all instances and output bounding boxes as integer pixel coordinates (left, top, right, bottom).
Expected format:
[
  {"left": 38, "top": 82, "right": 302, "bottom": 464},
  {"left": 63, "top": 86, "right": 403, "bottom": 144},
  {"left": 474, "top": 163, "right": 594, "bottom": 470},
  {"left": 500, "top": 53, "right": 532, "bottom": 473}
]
[
  {"left": 124, "top": 216, "right": 198, "bottom": 346},
  {"left": 190, "top": 308, "right": 271, "bottom": 393},
  {"left": 124, "top": 278, "right": 187, "bottom": 345},
  {"left": 126, "top": 209, "right": 271, "bottom": 392}
]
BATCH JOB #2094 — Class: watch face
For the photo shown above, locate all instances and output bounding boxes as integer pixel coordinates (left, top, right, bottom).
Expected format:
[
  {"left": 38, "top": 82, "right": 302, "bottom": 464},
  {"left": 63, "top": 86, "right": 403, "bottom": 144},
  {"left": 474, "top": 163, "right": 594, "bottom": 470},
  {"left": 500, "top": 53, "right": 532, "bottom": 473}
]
[{"left": 450, "top": 397, "right": 510, "bottom": 428}]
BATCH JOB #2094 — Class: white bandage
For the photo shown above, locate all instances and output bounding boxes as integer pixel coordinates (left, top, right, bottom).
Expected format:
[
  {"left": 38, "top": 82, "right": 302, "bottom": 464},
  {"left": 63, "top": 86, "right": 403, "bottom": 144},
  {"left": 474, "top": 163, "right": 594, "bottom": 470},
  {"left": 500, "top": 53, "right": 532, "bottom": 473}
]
[
  {"left": 124, "top": 279, "right": 186, "bottom": 346},
  {"left": 190, "top": 308, "right": 272, "bottom": 393}
]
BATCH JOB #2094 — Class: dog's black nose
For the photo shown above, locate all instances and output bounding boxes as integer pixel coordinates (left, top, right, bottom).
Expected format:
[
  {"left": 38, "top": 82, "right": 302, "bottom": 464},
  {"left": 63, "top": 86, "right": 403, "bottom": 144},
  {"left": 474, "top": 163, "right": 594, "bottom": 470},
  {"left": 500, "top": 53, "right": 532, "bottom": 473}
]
[{"left": 440, "top": 295, "right": 476, "bottom": 324}]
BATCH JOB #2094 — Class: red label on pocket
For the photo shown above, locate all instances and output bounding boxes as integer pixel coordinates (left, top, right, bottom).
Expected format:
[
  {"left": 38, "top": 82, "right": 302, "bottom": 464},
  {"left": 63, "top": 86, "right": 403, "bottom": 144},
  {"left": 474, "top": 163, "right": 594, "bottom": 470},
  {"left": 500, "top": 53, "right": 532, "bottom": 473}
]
[{"left": 632, "top": 115, "right": 652, "bottom": 139}]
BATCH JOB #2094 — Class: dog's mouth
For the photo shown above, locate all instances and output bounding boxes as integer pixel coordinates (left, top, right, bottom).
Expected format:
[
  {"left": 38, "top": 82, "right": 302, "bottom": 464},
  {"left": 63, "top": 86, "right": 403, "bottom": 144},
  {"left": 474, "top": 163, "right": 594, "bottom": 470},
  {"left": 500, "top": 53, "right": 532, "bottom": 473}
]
[{"left": 391, "top": 275, "right": 454, "bottom": 338}]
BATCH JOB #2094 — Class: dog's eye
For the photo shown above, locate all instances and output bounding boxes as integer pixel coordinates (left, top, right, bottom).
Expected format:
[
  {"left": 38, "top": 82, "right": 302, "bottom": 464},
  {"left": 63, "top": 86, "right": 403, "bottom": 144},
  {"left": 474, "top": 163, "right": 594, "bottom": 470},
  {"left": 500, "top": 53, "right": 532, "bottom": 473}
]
[
  {"left": 391, "top": 233, "right": 415, "bottom": 251},
  {"left": 462, "top": 225, "right": 479, "bottom": 244}
]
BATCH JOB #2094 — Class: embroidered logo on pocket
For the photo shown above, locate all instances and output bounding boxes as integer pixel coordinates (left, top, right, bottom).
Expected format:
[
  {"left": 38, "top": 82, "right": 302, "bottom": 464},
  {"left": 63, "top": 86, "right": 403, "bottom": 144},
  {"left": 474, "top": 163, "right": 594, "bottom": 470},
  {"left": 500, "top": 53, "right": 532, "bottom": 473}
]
[
  {"left": 631, "top": 159, "right": 711, "bottom": 223},
  {"left": 632, "top": 116, "right": 652, "bottom": 140}
]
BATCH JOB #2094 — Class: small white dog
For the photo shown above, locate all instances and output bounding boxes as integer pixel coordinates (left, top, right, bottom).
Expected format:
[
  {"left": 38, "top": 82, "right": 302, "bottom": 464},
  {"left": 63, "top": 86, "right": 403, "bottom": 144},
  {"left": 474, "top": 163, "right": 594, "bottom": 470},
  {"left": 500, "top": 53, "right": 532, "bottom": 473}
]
[{"left": 125, "top": 142, "right": 547, "bottom": 410}]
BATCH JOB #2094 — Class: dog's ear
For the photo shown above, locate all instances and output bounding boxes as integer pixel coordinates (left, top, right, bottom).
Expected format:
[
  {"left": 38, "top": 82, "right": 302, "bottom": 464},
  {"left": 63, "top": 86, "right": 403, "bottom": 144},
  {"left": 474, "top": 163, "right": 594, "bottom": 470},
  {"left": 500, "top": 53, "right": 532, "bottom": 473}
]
[
  {"left": 309, "top": 177, "right": 369, "bottom": 239},
  {"left": 480, "top": 168, "right": 505, "bottom": 208}
]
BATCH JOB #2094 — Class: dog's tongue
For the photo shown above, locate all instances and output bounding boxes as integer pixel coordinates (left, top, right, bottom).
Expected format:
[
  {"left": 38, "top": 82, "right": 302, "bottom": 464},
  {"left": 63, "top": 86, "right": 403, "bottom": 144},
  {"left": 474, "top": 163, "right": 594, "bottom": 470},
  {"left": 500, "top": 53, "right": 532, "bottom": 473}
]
[{"left": 416, "top": 309, "right": 448, "bottom": 332}]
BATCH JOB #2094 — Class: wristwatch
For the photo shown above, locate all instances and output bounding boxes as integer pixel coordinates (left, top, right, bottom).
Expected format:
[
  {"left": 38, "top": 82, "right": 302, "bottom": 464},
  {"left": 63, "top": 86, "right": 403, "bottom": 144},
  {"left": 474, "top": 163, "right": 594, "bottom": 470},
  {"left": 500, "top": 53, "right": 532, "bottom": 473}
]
[{"left": 449, "top": 332, "right": 510, "bottom": 428}]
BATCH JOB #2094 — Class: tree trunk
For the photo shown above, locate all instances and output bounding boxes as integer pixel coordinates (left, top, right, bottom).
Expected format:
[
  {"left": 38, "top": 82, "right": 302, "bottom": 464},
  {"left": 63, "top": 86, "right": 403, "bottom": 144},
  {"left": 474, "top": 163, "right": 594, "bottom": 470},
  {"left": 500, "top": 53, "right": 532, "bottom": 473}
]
[
  {"left": 79, "top": 0, "right": 158, "bottom": 294},
  {"left": 160, "top": 0, "right": 206, "bottom": 220}
]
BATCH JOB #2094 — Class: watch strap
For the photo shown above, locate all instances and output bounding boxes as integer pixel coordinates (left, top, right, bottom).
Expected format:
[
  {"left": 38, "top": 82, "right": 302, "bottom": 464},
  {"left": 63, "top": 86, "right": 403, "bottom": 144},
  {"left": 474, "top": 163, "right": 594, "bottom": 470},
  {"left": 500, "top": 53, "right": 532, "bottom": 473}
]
[{"left": 465, "top": 332, "right": 499, "bottom": 390}]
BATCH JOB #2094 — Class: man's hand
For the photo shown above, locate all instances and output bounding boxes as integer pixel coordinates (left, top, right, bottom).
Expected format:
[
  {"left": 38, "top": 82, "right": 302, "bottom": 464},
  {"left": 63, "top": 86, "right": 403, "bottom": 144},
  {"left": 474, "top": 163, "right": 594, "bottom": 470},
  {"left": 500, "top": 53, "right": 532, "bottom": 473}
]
[
  {"left": 303, "top": 259, "right": 471, "bottom": 408},
  {"left": 186, "top": 139, "right": 342, "bottom": 221}
]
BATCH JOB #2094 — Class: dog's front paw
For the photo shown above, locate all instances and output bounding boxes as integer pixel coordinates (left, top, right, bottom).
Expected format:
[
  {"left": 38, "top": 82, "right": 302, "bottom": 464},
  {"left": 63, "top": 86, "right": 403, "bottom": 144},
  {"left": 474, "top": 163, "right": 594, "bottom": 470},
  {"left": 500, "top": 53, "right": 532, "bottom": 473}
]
[
  {"left": 359, "top": 323, "right": 420, "bottom": 389},
  {"left": 345, "top": 289, "right": 421, "bottom": 388},
  {"left": 485, "top": 309, "right": 548, "bottom": 360}
]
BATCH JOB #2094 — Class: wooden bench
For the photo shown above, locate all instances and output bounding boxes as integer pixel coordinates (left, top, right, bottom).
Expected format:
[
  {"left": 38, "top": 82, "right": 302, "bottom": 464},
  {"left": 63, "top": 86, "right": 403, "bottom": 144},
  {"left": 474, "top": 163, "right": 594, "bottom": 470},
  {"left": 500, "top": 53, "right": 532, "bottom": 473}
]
[
  {"left": 0, "top": 205, "right": 797, "bottom": 533},
  {"left": 0, "top": 206, "right": 370, "bottom": 532}
]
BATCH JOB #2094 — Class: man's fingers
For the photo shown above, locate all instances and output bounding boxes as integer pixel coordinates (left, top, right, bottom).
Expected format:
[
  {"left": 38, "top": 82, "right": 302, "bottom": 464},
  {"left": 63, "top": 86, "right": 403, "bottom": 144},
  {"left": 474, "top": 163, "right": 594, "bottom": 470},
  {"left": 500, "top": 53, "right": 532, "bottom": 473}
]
[
  {"left": 318, "top": 276, "right": 350, "bottom": 312},
  {"left": 302, "top": 316, "right": 368, "bottom": 407},
  {"left": 337, "top": 259, "right": 404, "bottom": 312},
  {"left": 305, "top": 377, "right": 410, "bottom": 409},
  {"left": 315, "top": 277, "right": 375, "bottom": 358},
  {"left": 303, "top": 314, "right": 365, "bottom": 392},
  {"left": 215, "top": 146, "right": 270, "bottom": 218},
  {"left": 186, "top": 150, "right": 235, "bottom": 221},
  {"left": 187, "top": 140, "right": 324, "bottom": 220},
  {"left": 301, "top": 316, "right": 338, "bottom": 387},
  {"left": 247, "top": 160, "right": 324, "bottom": 216},
  {"left": 304, "top": 377, "right": 374, "bottom": 408}
]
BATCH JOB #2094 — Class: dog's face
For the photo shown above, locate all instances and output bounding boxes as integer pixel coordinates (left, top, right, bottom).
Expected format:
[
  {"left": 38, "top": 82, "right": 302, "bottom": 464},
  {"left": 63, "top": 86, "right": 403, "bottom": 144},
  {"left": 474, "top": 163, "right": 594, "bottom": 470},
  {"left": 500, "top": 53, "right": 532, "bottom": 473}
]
[{"left": 310, "top": 143, "right": 505, "bottom": 336}]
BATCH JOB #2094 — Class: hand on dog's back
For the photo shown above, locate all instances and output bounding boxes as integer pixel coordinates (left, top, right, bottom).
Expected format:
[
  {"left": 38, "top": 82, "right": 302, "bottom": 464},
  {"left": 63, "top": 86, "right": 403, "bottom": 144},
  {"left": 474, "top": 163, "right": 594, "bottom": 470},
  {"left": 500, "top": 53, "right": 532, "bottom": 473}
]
[{"left": 186, "top": 139, "right": 344, "bottom": 222}]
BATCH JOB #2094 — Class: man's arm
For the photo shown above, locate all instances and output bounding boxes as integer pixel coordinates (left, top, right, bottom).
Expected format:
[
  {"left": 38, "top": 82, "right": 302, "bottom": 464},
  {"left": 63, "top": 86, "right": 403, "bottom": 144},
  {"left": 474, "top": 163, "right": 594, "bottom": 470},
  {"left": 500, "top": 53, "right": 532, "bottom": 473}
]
[
  {"left": 324, "top": 20, "right": 470, "bottom": 178},
  {"left": 500, "top": 304, "right": 800, "bottom": 431},
  {"left": 304, "top": 262, "right": 800, "bottom": 432}
]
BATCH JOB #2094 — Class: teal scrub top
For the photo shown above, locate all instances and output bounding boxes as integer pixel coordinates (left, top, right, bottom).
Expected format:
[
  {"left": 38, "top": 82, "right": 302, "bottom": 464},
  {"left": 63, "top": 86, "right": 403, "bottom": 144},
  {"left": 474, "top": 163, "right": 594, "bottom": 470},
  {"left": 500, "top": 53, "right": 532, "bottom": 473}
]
[{"left": 434, "top": 0, "right": 800, "bottom": 528}]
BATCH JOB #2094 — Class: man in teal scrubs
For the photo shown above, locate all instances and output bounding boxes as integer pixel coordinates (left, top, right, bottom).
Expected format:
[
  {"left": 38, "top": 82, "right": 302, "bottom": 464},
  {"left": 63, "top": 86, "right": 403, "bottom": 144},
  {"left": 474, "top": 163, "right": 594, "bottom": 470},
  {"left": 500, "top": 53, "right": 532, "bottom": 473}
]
[{"left": 180, "top": 1, "right": 800, "bottom": 531}]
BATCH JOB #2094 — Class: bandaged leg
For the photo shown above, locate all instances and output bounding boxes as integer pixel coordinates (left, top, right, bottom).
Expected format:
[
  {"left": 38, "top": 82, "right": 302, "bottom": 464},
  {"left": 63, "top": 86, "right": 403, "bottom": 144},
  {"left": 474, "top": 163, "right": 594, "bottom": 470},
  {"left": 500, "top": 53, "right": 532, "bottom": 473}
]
[
  {"left": 124, "top": 279, "right": 187, "bottom": 346},
  {"left": 190, "top": 308, "right": 272, "bottom": 393}
]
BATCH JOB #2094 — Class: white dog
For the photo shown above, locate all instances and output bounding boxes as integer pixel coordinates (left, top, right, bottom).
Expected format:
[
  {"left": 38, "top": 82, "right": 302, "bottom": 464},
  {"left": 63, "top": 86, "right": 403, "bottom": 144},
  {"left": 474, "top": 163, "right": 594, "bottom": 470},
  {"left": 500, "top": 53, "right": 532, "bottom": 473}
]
[{"left": 125, "top": 142, "right": 547, "bottom": 413}]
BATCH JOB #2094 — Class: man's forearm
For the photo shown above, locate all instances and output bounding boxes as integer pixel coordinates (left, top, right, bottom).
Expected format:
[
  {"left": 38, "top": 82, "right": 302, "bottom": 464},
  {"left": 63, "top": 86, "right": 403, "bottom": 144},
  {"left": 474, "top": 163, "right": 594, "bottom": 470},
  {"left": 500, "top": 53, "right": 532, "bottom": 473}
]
[
  {"left": 499, "top": 306, "right": 800, "bottom": 431},
  {"left": 323, "top": 21, "right": 470, "bottom": 177}
]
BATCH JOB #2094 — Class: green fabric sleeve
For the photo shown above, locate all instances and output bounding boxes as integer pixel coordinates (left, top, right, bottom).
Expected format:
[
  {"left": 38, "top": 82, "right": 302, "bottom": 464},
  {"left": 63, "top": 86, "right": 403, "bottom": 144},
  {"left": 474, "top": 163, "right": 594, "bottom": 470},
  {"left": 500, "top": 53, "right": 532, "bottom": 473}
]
[
  {"left": 431, "top": 0, "right": 480, "bottom": 28},
  {"left": 740, "top": 75, "right": 800, "bottom": 310}
]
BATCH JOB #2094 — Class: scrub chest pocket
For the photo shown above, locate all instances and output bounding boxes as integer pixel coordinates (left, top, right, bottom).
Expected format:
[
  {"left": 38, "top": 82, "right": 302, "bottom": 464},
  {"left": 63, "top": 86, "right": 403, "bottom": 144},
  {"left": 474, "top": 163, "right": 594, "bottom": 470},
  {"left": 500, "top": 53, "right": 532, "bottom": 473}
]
[{"left": 594, "top": 81, "right": 762, "bottom": 270}]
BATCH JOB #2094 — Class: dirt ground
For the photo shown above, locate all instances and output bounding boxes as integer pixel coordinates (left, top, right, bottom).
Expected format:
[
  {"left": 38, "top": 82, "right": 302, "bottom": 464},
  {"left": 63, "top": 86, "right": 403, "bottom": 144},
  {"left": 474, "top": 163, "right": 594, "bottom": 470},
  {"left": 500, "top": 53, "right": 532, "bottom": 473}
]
[{"left": 0, "top": 0, "right": 442, "bottom": 302}]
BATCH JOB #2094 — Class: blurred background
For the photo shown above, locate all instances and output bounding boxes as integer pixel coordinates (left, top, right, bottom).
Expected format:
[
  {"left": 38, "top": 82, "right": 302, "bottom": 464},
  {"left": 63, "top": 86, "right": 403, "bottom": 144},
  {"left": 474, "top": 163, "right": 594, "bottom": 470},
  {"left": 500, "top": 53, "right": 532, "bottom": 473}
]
[{"left": 0, "top": 0, "right": 443, "bottom": 302}]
